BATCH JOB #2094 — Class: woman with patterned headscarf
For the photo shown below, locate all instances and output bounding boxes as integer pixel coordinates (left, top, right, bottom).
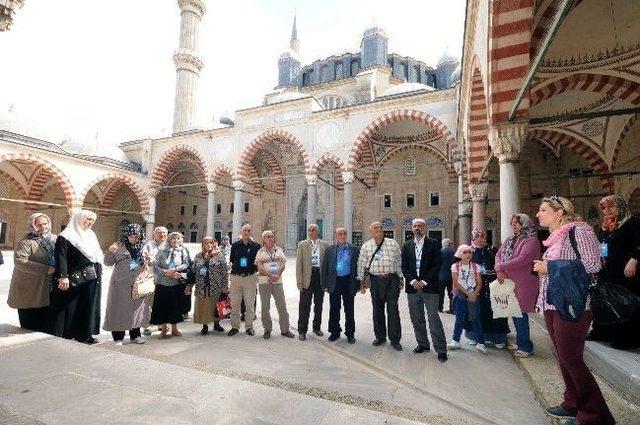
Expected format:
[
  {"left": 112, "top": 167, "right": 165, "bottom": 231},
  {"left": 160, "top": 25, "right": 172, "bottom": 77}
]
[
  {"left": 590, "top": 195, "right": 640, "bottom": 349},
  {"left": 466, "top": 228, "right": 510, "bottom": 348},
  {"left": 7, "top": 213, "right": 57, "bottom": 332},
  {"left": 495, "top": 214, "right": 541, "bottom": 357},
  {"left": 50, "top": 210, "right": 103, "bottom": 344},
  {"left": 103, "top": 224, "right": 152, "bottom": 345}
]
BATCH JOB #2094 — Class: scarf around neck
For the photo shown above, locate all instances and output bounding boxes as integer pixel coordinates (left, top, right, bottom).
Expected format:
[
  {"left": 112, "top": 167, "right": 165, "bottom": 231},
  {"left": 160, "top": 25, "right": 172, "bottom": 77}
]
[{"left": 543, "top": 221, "right": 589, "bottom": 260}]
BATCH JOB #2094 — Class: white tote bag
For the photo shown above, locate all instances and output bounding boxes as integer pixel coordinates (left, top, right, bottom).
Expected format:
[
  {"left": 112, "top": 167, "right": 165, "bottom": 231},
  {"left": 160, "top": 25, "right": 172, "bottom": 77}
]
[{"left": 489, "top": 278, "right": 522, "bottom": 319}]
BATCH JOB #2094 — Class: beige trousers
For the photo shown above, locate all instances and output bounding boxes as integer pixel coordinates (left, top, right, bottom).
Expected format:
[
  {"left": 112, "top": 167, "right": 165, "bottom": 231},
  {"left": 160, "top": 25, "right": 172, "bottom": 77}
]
[
  {"left": 258, "top": 283, "right": 290, "bottom": 333},
  {"left": 230, "top": 274, "right": 257, "bottom": 330}
]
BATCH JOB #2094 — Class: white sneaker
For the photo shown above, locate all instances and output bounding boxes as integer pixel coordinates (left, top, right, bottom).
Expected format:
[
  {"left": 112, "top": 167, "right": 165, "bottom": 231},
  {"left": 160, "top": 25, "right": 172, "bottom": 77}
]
[
  {"left": 447, "top": 340, "right": 461, "bottom": 350},
  {"left": 494, "top": 343, "right": 505, "bottom": 349},
  {"left": 468, "top": 340, "right": 477, "bottom": 346},
  {"left": 476, "top": 343, "right": 487, "bottom": 354},
  {"left": 115, "top": 340, "right": 125, "bottom": 346},
  {"left": 131, "top": 337, "right": 146, "bottom": 345},
  {"left": 143, "top": 328, "right": 152, "bottom": 336},
  {"left": 484, "top": 340, "right": 494, "bottom": 346}
]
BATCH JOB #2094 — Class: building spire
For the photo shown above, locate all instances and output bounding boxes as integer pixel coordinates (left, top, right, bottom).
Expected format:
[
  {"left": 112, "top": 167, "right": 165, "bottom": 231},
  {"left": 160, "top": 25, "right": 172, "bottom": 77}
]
[{"left": 290, "top": 10, "right": 299, "bottom": 54}]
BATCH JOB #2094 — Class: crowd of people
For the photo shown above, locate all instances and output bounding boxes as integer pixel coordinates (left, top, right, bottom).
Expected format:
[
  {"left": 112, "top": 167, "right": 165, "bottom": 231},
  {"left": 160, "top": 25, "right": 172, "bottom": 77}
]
[{"left": 7, "top": 193, "right": 640, "bottom": 425}]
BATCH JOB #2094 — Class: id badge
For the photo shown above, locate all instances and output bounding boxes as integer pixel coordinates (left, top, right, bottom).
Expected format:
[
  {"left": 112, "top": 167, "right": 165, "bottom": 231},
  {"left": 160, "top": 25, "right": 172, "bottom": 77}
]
[
  {"left": 129, "top": 259, "right": 139, "bottom": 271},
  {"left": 311, "top": 255, "right": 319, "bottom": 266},
  {"left": 270, "top": 261, "right": 278, "bottom": 273},
  {"left": 600, "top": 242, "right": 608, "bottom": 258},
  {"left": 48, "top": 257, "right": 56, "bottom": 267},
  {"left": 240, "top": 257, "right": 248, "bottom": 268},
  {"left": 336, "top": 261, "right": 346, "bottom": 274},
  {"left": 199, "top": 267, "right": 207, "bottom": 276},
  {"left": 374, "top": 251, "right": 382, "bottom": 261},
  {"left": 415, "top": 258, "right": 421, "bottom": 271}
]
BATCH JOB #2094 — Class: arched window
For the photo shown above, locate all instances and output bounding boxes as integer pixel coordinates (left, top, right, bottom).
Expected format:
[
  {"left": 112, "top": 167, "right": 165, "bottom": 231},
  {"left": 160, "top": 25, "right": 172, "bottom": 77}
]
[
  {"left": 404, "top": 156, "right": 416, "bottom": 176},
  {"left": 321, "top": 65, "right": 330, "bottom": 82},
  {"left": 351, "top": 59, "right": 360, "bottom": 76},
  {"left": 177, "top": 222, "right": 186, "bottom": 237},
  {"left": 413, "top": 65, "right": 421, "bottom": 83},
  {"left": 303, "top": 69, "right": 314, "bottom": 86},
  {"left": 335, "top": 62, "right": 343, "bottom": 80},
  {"left": 320, "top": 95, "right": 347, "bottom": 110},
  {"left": 166, "top": 223, "right": 174, "bottom": 231}
]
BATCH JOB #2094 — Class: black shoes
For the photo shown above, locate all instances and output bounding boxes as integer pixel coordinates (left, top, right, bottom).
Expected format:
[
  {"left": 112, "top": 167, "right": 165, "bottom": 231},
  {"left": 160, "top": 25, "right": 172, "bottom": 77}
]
[
  {"left": 392, "top": 343, "right": 403, "bottom": 351},
  {"left": 282, "top": 331, "right": 295, "bottom": 338},
  {"left": 328, "top": 334, "right": 340, "bottom": 342},
  {"left": 413, "top": 345, "right": 430, "bottom": 354},
  {"left": 246, "top": 328, "right": 255, "bottom": 336},
  {"left": 313, "top": 329, "right": 324, "bottom": 337},
  {"left": 347, "top": 336, "right": 356, "bottom": 344},
  {"left": 213, "top": 323, "right": 224, "bottom": 332},
  {"left": 299, "top": 333, "right": 307, "bottom": 341},
  {"left": 545, "top": 406, "right": 575, "bottom": 419},
  {"left": 227, "top": 328, "right": 239, "bottom": 336},
  {"left": 437, "top": 353, "right": 448, "bottom": 362},
  {"left": 263, "top": 331, "right": 271, "bottom": 339},
  {"left": 372, "top": 338, "right": 386, "bottom": 346},
  {"left": 200, "top": 325, "right": 209, "bottom": 335}
]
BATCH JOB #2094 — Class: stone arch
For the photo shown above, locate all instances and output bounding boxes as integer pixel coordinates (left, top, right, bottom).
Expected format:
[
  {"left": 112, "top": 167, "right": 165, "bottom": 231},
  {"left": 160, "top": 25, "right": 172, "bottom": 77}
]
[
  {"left": 529, "top": 129, "right": 612, "bottom": 193},
  {"left": 311, "top": 153, "right": 346, "bottom": 174},
  {"left": 466, "top": 58, "right": 490, "bottom": 185},
  {"left": 237, "top": 129, "right": 310, "bottom": 180},
  {"left": 531, "top": 73, "right": 640, "bottom": 107},
  {"left": 151, "top": 144, "right": 209, "bottom": 189},
  {"left": 0, "top": 153, "right": 77, "bottom": 210},
  {"left": 210, "top": 164, "right": 234, "bottom": 181},
  {"left": 531, "top": 0, "right": 585, "bottom": 55},
  {"left": 348, "top": 109, "right": 456, "bottom": 171},
  {"left": 611, "top": 113, "right": 638, "bottom": 169},
  {"left": 377, "top": 144, "right": 458, "bottom": 184},
  {"left": 0, "top": 169, "right": 28, "bottom": 198},
  {"left": 79, "top": 173, "right": 150, "bottom": 214}
]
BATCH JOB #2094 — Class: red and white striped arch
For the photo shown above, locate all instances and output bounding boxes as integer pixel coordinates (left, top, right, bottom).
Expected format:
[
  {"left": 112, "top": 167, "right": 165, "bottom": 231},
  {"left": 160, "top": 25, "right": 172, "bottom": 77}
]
[
  {"left": 0, "top": 170, "right": 28, "bottom": 198},
  {"left": 348, "top": 109, "right": 456, "bottom": 171},
  {"left": 377, "top": 144, "right": 458, "bottom": 184},
  {"left": 529, "top": 128, "right": 613, "bottom": 193},
  {"left": 237, "top": 129, "right": 310, "bottom": 181},
  {"left": 311, "top": 153, "right": 346, "bottom": 188},
  {"left": 0, "top": 153, "right": 77, "bottom": 210},
  {"left": 611, "top": 114, "right": 639, "bottom": 169},
  {"left": 151, "top": 144, "right": 209, "bottom": 189},
  {"left": 253, "top": 149, "right": 286, "bottom": 195},
  {"left": 531, "top": 73, "right": 640, "bottom": 107},
  {"left": 79, "top": 173, "right": 149, "bottom": 214},
  {"left": 466, "top": 58, "right": 490, "bottom": 185},
  {"left": 531, "top": 0, "right": 585, "bottom": 56},
  {"left": 488, "top": 0, "right": 533, "bottom": 123},
  {"left": 210, "top": 164, "right": 234, "bottom": 181}
]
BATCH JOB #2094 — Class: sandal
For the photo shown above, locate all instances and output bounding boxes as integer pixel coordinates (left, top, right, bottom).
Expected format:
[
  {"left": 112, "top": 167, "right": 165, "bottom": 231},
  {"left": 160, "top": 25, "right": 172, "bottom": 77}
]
[
  {"left": 171, "top": 329, "right": 182, "bottom": 337},
  {"left": 160, "top": 330, "right": 169, "bottom": 339}
]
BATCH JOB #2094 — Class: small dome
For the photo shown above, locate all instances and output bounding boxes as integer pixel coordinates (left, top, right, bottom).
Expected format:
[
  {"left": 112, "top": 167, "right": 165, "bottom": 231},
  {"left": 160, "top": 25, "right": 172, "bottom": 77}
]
[
  {"left": 380, "top": 82, "right": 434, "bottom": 98},
  {"left": 437, "top": 50, "right": 459, "bottom": 67},
  {"left": 450, "top": 64, "right": 461, "bottom": 84},
  {"left": 363, "top": 25, "right": 387, "bottom": 39}
]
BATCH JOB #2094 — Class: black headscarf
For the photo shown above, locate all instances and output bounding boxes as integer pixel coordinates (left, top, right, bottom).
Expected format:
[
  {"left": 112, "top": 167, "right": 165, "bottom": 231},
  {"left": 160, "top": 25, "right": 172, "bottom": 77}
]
[{"left": 121, "top": 223, "right": 145, "bottom": 262}]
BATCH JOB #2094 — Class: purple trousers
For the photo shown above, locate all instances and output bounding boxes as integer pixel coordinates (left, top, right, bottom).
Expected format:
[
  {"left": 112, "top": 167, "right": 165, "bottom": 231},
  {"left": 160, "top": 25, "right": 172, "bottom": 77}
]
[{"left": 544, "top": 310, "right": 615, "bottom": 425}]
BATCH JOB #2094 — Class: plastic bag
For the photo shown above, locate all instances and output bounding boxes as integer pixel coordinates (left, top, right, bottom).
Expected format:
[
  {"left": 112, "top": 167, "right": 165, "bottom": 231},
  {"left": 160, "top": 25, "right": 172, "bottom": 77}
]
[
  {"left": 591, "top": 283, "right": 640, "bottom": 326},
  {"left": 489, "top": 278, "right": 522, "bottom": 319},
  {"left": 216, "top": 298, "right": 232, "bottom": 319}
]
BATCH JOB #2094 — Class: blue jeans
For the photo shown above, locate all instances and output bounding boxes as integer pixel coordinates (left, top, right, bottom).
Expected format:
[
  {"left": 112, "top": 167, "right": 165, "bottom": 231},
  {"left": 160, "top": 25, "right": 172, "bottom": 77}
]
[
  {"left": 453, "top": 296, "right": 484, "bottom": 344},
  {"left": 512, "top": 313, "right": 533, "bottom": 353}
]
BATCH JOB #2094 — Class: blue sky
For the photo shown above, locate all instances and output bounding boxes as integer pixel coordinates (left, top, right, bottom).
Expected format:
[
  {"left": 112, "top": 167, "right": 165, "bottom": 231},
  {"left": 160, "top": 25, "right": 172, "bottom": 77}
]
[{"left": 0, "top": 0, "right": 464, "bottom": 155}]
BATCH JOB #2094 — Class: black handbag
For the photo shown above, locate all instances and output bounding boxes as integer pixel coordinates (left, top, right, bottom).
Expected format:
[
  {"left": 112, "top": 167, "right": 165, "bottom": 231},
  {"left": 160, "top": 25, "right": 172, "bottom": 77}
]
[
  {"left": 591, "top": 282, "right": 640, "bottom": 326},
  {"left": 69, "top": 264, "right": 97, "bottom": 286}
]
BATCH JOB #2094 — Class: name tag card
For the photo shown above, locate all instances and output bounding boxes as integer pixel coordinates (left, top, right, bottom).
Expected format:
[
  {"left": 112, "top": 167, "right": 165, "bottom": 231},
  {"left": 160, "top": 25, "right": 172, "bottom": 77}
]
[
  {"left": 311, "top": 255, "right": 319, "bottom": 266},
  {"left": 129, "top": 260, "right": 139, "bottom": 271},
  {"left": 239, "top": 257, "right": 248, "bottom": 267},
  {"left": 374, "top": 251, "right": 382, "bottom": 261},
  {"left": 337, "top": 261, "right": 347, "bottom": 274},
  {"left": 270, "top": 262, "right": 278, "bottom": 274},
  {"left": 600, "top": 242, "right": 608, "bottom": 258},
  {"left": 199, "top": 267, "right": 207, "bottom": 276}
]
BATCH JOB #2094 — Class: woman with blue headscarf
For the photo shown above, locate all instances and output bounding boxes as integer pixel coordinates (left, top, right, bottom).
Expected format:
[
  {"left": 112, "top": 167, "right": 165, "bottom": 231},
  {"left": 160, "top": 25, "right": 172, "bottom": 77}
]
[{"left": 103, "top": 223, "right": 153, "bottom": 345}]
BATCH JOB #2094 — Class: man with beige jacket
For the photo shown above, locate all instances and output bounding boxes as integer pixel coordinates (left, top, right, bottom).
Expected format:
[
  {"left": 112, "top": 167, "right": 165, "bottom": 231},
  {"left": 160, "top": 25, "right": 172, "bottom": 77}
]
[{"left": 296, "top": 224, "right": 328, "bottom": 340}]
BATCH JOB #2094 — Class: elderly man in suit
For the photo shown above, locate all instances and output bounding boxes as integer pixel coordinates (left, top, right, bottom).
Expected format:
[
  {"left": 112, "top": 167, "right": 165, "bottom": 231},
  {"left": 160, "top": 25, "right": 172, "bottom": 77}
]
[
  {"left": 321, "top": 227, "right": 360, "bottom": 344},
  {"left": 401, "top": 218, "right": 447, "bottom": 362},
  {"left": 296, "top": 224, "right": 328, "bottom": 340}
]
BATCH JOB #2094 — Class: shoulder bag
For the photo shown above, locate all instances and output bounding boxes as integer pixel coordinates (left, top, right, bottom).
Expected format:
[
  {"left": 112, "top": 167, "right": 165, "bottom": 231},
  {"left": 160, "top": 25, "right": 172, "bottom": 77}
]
[{"left": 132, "top": 264, "right": 155, "bottom": 299}]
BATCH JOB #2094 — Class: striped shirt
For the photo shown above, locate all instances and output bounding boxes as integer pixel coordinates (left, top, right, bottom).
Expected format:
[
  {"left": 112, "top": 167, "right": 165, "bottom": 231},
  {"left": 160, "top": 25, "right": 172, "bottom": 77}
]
[
  {"left": 537, "top": 225, "right": 601, "bottom": 311},
  {"left": 357, "top": 237, "right": 402, "bottom": 280}
]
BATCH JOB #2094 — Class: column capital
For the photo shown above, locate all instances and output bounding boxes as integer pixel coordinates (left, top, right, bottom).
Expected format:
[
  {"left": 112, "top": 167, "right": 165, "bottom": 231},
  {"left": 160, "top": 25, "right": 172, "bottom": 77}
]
[
  {"left": 206, "top": 182, "right": 217, "bottom": 193},
  {"left": 146, "top": 188, "right": 159, "bottom": 198},
  {"left": 341, "top": 171, "right": 355, "bottom": 184},
  {"left": 178, "top": 0, "right": 206, "bottom": 18},
  {"left": 232, "top": 180, "right": 245, "bottom": 191},
  {"left": 469, "top": 183, "right": 488, "bottom": 202},
  {"left": 173, "top": 49, "right": 204, "bottom": 74},
  {"left": 489, "top": 122, "right": 528, "bottom": 162},
  {"left": 305, "top": 174, "right": 318, "bottom": 186}
]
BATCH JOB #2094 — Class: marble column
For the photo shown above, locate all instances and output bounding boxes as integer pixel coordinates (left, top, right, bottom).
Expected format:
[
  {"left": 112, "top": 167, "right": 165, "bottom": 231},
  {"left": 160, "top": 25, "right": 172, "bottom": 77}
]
[
  {"left": 145, "top": 191, "right": 157, "bottom": 240},
  {"left": 342, "top": 171, "right": 354, "bottom": 242},
  {"left": 231, "top": 180, "right": 244, "bottom": 241},
  {"left": 489, "top": 123, "right": 527, "bottom": 243},
  {"left": 305, "top": 174, "right": 317, "bottom": 228},
  {"left": 469, "top": 183, "right": 488, "bottom": 232},
  {"left": 206, "top": 182, "right": 216, "bottom": 237},
  {"left": 457, "top": 169, "right": 472, "bottom": 245},
  {"left": 172, "top": 0, "right": 205, "bottom": 134}
]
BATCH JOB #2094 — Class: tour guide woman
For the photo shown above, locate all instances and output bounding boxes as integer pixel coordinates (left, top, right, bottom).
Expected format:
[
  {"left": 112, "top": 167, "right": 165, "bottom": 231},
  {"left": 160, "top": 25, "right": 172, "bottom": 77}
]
[
  {"left": 534, "top": 196, "right": 614, "bottom": 425},
  {"left": 50, "top": 210, "right": 103, "bottom": 344}
]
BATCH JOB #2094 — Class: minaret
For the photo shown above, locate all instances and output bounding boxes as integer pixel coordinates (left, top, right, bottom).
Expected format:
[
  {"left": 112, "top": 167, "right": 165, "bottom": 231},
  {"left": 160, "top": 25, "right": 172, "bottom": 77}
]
[
  {"left": 172, "top": 0, "right": 206, "bottom": 134},
  {"left": 278, "top": 13, "right": 302, "bottom": 87}
]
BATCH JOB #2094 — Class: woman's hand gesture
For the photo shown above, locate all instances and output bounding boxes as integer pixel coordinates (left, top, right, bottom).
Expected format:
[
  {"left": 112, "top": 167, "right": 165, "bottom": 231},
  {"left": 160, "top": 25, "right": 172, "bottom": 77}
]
[{"left": 108, "top": 242, "right": 119, "bottom": 253}]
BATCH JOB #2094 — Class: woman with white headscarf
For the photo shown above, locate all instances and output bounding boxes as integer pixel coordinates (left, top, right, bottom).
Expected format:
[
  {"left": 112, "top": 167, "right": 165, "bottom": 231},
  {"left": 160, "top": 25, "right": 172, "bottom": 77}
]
[
  {"left": 49, "top": 210, "right": 103, "bottom": 344},
  {"left": 7, "top": 213, "right": 57, "bottom": 332}
]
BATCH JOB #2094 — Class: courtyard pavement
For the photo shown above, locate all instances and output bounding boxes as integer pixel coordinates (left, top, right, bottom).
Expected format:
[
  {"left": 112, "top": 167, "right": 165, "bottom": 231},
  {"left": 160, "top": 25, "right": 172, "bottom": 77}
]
[{"left": 1, "top": 251, "right": 548, "bottom": 424}]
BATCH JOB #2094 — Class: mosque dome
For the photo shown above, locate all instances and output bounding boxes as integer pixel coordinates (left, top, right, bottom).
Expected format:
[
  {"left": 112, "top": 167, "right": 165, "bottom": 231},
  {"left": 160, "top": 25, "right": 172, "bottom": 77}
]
[
  {"left": 380, "top": 82, "right": 435, "bottom": 98},
  {"left": 437, "top": 51, "right": 459, "bottom": 67}
]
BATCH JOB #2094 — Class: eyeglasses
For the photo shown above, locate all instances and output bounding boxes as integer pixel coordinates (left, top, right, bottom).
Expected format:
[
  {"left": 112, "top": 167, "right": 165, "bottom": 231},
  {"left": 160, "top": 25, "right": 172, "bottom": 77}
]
[{"left": 463, "top": 251, "right": 472, "bottom": 254}]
